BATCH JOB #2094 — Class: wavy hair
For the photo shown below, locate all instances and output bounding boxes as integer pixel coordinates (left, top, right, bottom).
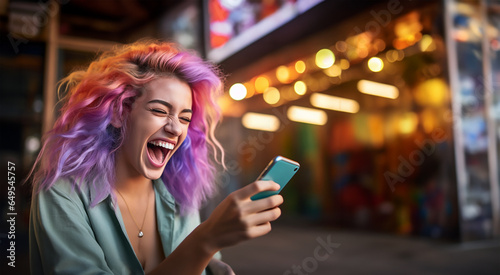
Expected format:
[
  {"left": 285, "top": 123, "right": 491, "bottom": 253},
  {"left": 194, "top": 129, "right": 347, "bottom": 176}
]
[{"left": 30, "top": 40, "right": 225, "bottom": 214}]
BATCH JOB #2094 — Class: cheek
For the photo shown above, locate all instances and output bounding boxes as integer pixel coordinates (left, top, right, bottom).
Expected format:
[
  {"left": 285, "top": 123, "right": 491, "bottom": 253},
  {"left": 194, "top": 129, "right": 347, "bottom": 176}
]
[
  {"left": 182, "top": 125, "right": 190, "bottom": 141},
  {"left": 121, "top": 132, "right": 143, "bottom": 159},
  {"left": 123, "top": 119, "right": 151, "bottom": 152},
  {"left": 131, "top": 116, "right": 161, "bottom": 137},
  {"left": 175, "top": 127, "right": 190, "bottom": 149}
]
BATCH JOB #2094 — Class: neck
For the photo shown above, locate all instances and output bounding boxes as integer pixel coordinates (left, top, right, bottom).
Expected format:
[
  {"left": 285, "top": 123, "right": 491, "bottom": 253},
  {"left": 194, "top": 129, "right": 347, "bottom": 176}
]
[
  {"left": 115, "top": 172, "right": 153, "bottom": 196},
  {"left": 114, "top": 151, "right": 153, "bottom": 196}
]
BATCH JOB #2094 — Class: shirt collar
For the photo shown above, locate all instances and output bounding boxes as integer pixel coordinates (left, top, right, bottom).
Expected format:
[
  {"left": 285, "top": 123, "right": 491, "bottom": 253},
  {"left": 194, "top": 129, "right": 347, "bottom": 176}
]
[
  {"left": 153, "top": 178, "right": 176, "bottom": 211},
  {"left": 87, "top": 183, "right": 113, "bottom": 207}
]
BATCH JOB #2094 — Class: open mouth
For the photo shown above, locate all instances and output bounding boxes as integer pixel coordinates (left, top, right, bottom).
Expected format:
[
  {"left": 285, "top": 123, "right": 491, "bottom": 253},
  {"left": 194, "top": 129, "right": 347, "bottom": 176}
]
[{"left": 147, "top": 140, "right": 174, "bottom": 167}]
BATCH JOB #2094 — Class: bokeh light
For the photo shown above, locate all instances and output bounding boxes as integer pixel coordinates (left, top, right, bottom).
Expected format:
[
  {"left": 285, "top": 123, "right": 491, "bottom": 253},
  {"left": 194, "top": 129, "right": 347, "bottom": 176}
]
[
  {"left": 276, "top": 65, "right": 290, "bottom": 83},
  {"left": 419, "top": 34, "right": 436, "bottom": 52},
  {"left": 244, "top": 82, "right": 255, "bottom": 98},
  {"left": 295, "top": 60, "right": 306, "bottom": 73},
  {"left": 339, "top": 59, "right": 350, "bottom": 70},
  {"left": 25, "top": 136, "right": 41, "bottom": 153},
  {"left": 287, "top": 106, "right": 327, "bottom": 125},
  {"left": 310, "top": 93, "right": 359, "bottom": 113},
  {"left": 315, "top": 49, "right": 335, "bottom": 69},
  {"left": 263, "top": 87, "right": 280, "bottom": 104},
  {"left": 386, "top": 50, "right": 399, "bottom": 62},
  {"left": 357, "top": 80, "right": 399, "bottom": 99},
  {"left": 367, "top": 57, "right": 384, "bottom": 72},
  {"left": 414, "top": 78, "right": 449, "bottom": 106},
  {"left": 335, "top": 41, "right": 347, "bottom": 52},
  {"left": 242, "top": 112, "right": 280, "bottom": 132},
  {"left": 229, "top": 83, "right": 247, "bottom": 100},
  {"left": 324, "top": 64, "right": 342, "bottom": 77},
  {"left": 254, "top": 76, "right": 270, "bottom": 93},
  {"left": 398, "top": 112, "right": 419, "bottom": 135},
  {"left": 294, "top": 80, "right": 307, "bottom": 95}
]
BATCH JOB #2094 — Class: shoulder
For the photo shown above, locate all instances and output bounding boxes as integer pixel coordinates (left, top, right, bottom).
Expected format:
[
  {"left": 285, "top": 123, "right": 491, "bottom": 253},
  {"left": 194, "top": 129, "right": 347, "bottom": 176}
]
[{"left": 34, "top": 177, "right": 92, "bottom": 209}]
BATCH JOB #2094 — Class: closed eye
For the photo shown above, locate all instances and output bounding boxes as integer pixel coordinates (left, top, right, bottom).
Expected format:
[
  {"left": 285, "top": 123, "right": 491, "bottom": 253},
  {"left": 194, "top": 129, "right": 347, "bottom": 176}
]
[
  {"left": 150, "top": 108, "right": 167, "bottom": 114},
  {"left": 181, "top": 117, "right": 191, "bottom": 123}
]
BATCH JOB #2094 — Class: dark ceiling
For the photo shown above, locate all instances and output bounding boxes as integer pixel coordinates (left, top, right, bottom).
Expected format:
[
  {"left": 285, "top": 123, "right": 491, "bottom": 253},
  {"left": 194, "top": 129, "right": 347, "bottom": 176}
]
[
  {"left": 54, "top": 0, "right": 406, "bottom": 73},
  {"left": 59, "top": 0, "right": 181, "bottom": 42}
]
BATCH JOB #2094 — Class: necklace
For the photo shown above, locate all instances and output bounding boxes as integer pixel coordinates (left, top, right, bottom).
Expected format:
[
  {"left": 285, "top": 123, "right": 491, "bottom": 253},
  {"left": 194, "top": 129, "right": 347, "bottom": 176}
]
[{"left": 116, "top": 189, "right": 150, "bottom": 238}]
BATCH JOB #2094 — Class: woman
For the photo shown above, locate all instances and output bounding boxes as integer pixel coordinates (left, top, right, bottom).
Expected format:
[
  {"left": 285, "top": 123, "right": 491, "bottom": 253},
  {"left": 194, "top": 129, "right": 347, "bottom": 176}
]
[{"left": 28, "top": 40, "right": 283, "bottom": 274}]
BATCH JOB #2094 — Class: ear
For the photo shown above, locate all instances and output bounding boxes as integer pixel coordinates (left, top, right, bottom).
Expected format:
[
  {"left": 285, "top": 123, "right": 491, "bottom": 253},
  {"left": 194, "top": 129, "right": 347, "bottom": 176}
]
[
  {"left": 110, "top": 112, "right": 123, "bottom": 128},
  {"left": 110, "top": 86, "right": 137, "bottom": 128},
  {"left": 110, "top": 101, "right": 124, "bottom": 128}
]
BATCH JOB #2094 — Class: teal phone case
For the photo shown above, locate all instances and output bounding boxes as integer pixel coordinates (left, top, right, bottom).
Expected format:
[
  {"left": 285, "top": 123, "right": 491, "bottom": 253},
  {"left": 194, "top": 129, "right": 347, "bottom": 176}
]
[{"left": 250, "top": 156, "right": 300, "bottom": 200}]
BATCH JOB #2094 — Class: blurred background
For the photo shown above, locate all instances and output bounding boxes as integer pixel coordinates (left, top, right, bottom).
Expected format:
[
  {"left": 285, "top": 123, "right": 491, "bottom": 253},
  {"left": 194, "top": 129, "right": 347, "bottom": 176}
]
[{"left": 1, "top": 0, "right": 500, "bottom": 274}]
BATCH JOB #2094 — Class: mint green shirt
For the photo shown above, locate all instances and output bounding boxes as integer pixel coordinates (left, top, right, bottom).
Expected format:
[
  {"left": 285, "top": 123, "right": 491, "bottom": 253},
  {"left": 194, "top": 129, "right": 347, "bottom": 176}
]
[{"left": 29, "top": 178, "right": 208, "bottom": 274}]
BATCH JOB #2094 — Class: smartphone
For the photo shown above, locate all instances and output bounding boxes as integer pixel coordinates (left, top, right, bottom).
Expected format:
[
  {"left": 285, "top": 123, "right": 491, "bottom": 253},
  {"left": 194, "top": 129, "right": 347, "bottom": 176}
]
[{"left": 250, "top": 155, "right": 300, "bottom": 200}]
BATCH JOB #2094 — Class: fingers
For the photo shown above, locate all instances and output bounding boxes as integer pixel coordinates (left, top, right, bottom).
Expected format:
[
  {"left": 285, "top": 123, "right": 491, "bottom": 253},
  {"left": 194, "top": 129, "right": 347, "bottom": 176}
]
[
  {"left": 234, "top": 180, "right": 281, "bottom": 200},
  {"left": 231, "top": 180, "right": 283, "bottom": 218},
  {"left": 240, "top": 199, "right": 282, "bottom": 239},
  {"left": 242, "top": 194, "right": 283, "bottom": 215},
  {"left": 246, "top": 222, "right": 272, "bottom": 239},
  {"left": 247, "top": 206, "right": 281, "bottom": 226}
]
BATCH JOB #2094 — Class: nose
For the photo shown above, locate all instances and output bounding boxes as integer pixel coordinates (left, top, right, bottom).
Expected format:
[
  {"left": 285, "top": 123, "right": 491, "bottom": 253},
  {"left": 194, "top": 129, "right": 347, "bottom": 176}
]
[{"left": 164, "top": 115, "right": 182, "bottom": 137}]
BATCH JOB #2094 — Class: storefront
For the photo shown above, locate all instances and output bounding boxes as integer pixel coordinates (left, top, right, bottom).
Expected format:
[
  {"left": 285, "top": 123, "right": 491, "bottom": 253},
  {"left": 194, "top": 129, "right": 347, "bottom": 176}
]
[{"left": 209, "top": 0, "right": 500, "bottom": 241}]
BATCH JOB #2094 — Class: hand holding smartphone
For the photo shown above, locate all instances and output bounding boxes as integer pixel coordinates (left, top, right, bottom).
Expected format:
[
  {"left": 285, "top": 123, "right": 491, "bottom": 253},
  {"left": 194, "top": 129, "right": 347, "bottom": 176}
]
[{"left": 250, "top": 156, "right": 300, "bottom": 200}]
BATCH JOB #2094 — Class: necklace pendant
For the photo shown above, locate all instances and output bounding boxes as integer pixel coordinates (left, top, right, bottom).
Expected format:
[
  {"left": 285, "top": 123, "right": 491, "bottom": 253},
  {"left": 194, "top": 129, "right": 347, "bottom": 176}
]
[{"left": 138, "top": 231, "right": 144, "bottom": 238}]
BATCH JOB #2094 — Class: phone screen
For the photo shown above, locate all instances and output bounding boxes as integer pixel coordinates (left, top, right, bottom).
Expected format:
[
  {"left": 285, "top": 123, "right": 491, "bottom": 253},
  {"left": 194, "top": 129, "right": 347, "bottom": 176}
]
[{"left": 251, "top": 156, "right": 300, "bottom": 200}]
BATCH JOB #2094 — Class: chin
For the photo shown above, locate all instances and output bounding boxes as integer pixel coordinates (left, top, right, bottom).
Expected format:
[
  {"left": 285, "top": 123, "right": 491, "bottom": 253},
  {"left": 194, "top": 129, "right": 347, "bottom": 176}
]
[
  {"left": 139, "top": 162, "right": 165, "bottom": 180},
  {"left": 143, "top": 170, "right": 164, "bottom": 181}
]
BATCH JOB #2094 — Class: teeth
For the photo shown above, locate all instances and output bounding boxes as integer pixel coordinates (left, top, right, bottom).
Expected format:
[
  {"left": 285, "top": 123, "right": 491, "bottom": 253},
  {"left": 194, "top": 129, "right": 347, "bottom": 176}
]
[{"left": 149, "top": 140, "right": 174, "bottom": 150}]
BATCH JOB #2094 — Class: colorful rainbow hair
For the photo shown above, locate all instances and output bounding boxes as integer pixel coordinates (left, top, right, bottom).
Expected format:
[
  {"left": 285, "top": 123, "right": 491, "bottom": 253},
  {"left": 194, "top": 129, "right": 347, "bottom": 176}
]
[{"left": 30, "top": 40, "right": 225, "bottom": 214}]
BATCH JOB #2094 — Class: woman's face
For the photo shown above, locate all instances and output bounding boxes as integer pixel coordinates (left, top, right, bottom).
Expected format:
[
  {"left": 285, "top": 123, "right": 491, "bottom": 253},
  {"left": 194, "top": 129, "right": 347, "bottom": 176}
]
[{"left": 116, "top": 76, "right": 193, "bottom": 180}]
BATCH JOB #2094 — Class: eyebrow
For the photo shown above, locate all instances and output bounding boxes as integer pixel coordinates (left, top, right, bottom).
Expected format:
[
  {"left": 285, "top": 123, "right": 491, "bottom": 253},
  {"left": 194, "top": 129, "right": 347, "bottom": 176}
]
[{"left": 147, "top": 99, "right": 192, "bottom": 113}]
